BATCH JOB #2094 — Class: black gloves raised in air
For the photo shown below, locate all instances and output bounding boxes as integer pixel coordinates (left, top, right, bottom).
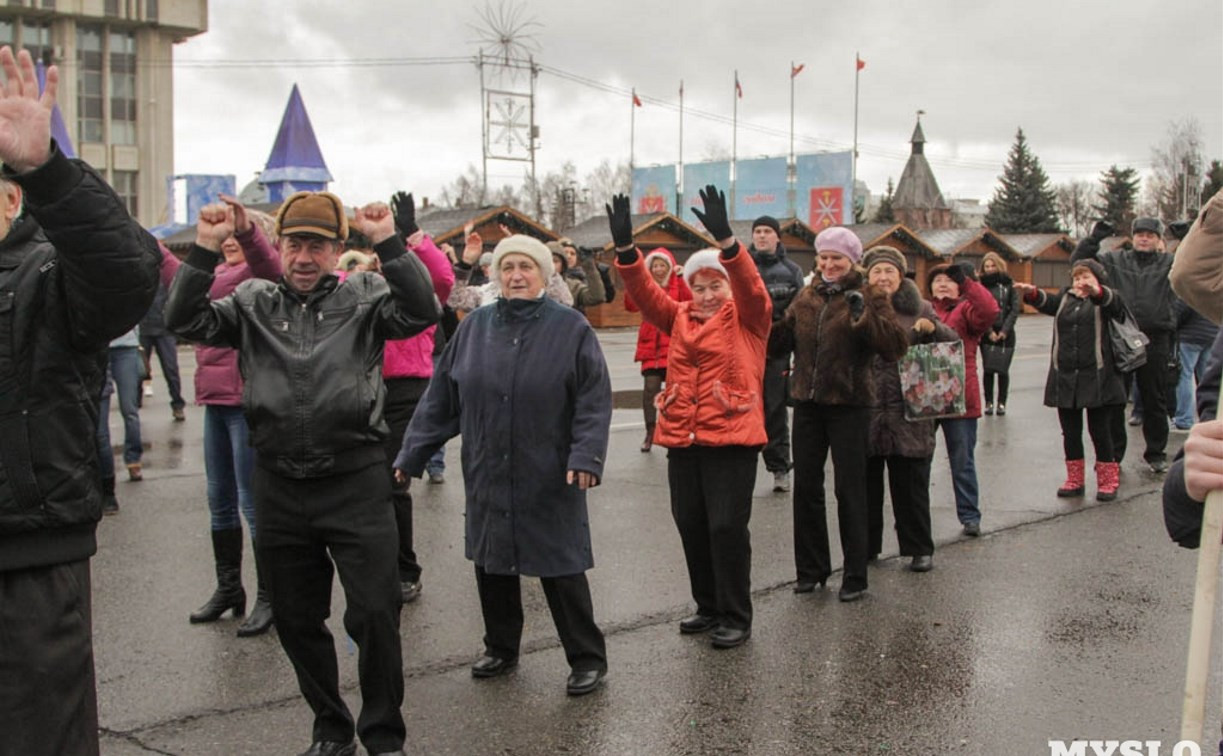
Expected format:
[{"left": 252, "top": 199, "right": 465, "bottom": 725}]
[
  {"left": 691, "top": 184, "right": 733, "bottom": 243},
  {"left": 606, "top": 194, "right": 635, "bottom": 262},
  {"left": 391, "top": 191, "right": 418, "bottom": 237}
]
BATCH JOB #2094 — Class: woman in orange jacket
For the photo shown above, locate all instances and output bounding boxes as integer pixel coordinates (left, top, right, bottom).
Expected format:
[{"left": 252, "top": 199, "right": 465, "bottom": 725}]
[
  {"left": 624, "top": 247, "right": 692, "bottom": 451},
  {"left": 610, "top": 186, "right": 770, "bottom": 650}
]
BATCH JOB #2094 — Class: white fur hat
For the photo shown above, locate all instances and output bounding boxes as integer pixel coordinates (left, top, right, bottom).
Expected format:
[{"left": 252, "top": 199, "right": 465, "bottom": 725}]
[
  {"left": 682, "top": 248, "right": 728, "bottom": 280},
  {"left": 491, "top": 234, "right": 552, "bottom": 276}
]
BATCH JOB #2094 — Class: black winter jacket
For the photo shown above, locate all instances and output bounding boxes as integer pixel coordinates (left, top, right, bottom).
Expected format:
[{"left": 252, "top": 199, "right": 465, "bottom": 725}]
[
  {"left": 1164, "top": 326, "right": 1223, "bottom": 548},
  {"left": 166, "top": 236, "right": 439, "bottom": 478},
  {"left": 0, "top": 147, "right": 161, "bottom": 571},
  {"left": 750, "top": 242, "right": 804, "bottom": 325},
  {"left": 1072, "top": 237, "right": 1175, "bottom": 334},
  {"left": 1028, "top": 286, "right": 1128, "bottom": 409},
  {"left": 980, "top": 272, "right": 1021, "bottom": 347}
]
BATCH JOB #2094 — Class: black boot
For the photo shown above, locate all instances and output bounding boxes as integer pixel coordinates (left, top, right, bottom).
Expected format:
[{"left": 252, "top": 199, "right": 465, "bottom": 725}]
[
  {"left": 237, "top": 546, "right": 274, "bottom": 637},
  {"left": 190, "top": 528, "right": 246, "bottom": 623}
]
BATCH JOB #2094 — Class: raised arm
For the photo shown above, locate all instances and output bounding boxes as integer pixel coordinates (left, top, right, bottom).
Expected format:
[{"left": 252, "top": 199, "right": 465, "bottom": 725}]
[
  {"left": 1170, "top": 190, "right": 1223, "bottom": 324},
  {"left": 608, "top": 194, "right": 679, "bottom": 332},
  {"left": 351, "top": 201, "right": 439, "bottom": 340},
  {"left": 164, "top": 201, "right": 245, "bottom": 347}
]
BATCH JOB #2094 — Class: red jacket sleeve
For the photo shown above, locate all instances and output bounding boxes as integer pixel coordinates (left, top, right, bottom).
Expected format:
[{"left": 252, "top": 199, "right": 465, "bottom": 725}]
[{"left": 617, "top": 248, "right": 678, "bottom": 334}]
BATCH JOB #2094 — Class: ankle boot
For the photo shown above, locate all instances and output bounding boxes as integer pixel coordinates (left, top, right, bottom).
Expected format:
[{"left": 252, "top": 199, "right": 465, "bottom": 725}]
[
  {"left": 1057, "top": 459, "right": 1086, "bottom": 497},
  {"left": 237, "top": 547, "right": 274, "bottom": 637},
  {"left": 190, "top": 528, "right": 246, "bottom": 623},
  {"left": 1095, "top": 461, "right": 1120, "bottom": 502},
  {"left": 640, "top": 423, "right": 655, "bottom": 453}
]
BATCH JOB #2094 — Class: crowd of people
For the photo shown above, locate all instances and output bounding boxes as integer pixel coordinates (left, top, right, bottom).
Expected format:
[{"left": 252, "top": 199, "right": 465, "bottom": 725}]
[{"left": 3, "top": 42, "right": 1223, "bottom": 756}]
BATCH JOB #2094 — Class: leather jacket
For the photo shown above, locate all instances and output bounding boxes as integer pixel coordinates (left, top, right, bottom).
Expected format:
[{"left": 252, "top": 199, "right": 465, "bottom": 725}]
[{"left": 166, "top": 236, "right": 439, "bottom": 478}]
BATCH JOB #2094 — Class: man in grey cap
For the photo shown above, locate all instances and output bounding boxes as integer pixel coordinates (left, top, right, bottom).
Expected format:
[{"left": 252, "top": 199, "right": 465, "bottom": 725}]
[{"left": 1071, "top": 216, "right": 1176, "bottom": 472}]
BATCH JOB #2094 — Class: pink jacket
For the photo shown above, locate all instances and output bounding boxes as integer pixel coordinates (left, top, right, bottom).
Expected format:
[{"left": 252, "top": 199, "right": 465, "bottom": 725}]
[
  {"left": 161, "top": 225, "right": 283, "bottom": 406},
  {"left": 382, "top": 232, "right": 454, "bottom": 379}
]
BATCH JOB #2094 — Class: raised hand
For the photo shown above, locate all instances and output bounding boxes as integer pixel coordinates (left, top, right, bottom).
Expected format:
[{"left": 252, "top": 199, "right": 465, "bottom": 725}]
[
  {"left": 1090, "top": 220, "right": 1114, "bottom": 241},
  {"left": 391, "top": 191, "right": 418, "bottom": 237},
  {"left": 0, "top": 47, "right": 55, "bottom": 173},
  {"left": 691, "top": 184, "right": 733, "bottom": 243},
  {"left": 605, "top": 194, "right": 634, "bottom": 249},
  {"left": 195, "top": 202, "right": 235, "bottom": 253},
  {"left": 218, "top": 193, "right": 250, "bottom": 235},
  {"left": 353, "top": 201, "right": 395, "bottom": 244},
  {"left": 461, "top": 226, "right": 483, "bottom": 266}
]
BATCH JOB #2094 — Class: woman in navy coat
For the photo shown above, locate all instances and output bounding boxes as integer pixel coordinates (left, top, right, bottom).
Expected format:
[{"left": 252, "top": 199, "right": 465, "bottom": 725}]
[{"left": 395, "top": 234, "right": 613, "bottom": 696}]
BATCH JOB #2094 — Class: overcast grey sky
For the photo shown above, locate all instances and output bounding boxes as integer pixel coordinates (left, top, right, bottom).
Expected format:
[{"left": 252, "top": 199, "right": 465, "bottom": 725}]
[{"left": 173, "top": 0, "right": 1223, "bottom": 213}]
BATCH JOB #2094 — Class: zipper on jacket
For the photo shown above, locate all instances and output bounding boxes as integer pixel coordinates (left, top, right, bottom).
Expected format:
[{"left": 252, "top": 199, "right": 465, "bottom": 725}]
[{"left": 809, "top": 297, "right": 832, "bottom": 400}]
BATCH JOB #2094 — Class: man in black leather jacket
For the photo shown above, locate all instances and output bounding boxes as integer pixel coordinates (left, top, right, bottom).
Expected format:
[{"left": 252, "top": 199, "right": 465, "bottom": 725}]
[
  {"left": 0, "top": 47, "right": 160, "bottom": 756},
  {"left": 166, "top": 191, "right": 438, "bottom": 756},
  {"left": 1072, "top": 217, "right": 1176, "bottom": 472},
  {"left": 749, "top": 216, "right": 805, "bottom": 492}
]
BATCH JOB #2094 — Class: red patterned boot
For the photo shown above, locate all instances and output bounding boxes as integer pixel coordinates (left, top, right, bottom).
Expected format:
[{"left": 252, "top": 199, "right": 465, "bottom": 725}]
[
  {"left": 1057, "top": 459, "right": 1086, "bottom": 497},
  {"left": 1095, "top": 461, "right": 1120, "bottom": 502}
]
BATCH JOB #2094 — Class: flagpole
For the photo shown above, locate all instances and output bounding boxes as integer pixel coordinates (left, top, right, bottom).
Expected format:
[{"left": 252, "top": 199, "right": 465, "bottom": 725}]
[
  {"left": 789, "top": 61, "right": 796, "bottom": 217},
  {"left": 852, "top": 52, "right": 861, "bottom": 200},
  {"left": 677, "top": 80, "right": 684, "bottom": 215},
  {"left": 731, "top": 70, "right": 738, "bottom": 215},
  {"left": 630, "top": 88, "right": 636, "bottom": 174}
]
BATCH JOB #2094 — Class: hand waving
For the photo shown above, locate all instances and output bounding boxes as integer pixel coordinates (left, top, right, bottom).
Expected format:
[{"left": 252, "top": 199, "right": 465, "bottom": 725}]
[
  {"left": 391, "top": 191, "right": 418, "bottom": 237},
  {"left": 606, "top": 194, "right": 634, "bottom": 249},
  {"left": 692, "top": 184, "right": 733, "bottom": 244},
  {"left": 0, "top": 47, "right": 55, "bottom": 173}
]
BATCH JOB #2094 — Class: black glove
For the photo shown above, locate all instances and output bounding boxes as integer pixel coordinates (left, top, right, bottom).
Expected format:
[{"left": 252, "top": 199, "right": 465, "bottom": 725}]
[
  {"left": 391, "top": 191, "right": 418, "bottom": 237},
  {"left": 945, "top": 263, "right": 966, "bottom": 285},
  {"left": 576, "top": 246, "right": 595, "bottom": 263},
  {"left": 691, "top": 184, "right": 733, "bottom": 242},
  {"left": 606, "top": 194, "right": 634, "bottom": 250},
  {"left": 957, "top": 262, "right": 977, "bottom": 282},
  {"left": 1090, "top": 220, "right": 1114, "bottom": 241},
  {"left": 1169, "top": 220, "right": 1192, "bottom": 241},
  {"left": 845, "top": 290, "right": 865, "bottom": 320}
]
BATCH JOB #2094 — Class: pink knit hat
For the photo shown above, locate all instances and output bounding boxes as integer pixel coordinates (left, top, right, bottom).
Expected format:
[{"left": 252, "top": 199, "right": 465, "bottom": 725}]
[{"left": 814, "top": 226, "right": 863, "bottom": 264}]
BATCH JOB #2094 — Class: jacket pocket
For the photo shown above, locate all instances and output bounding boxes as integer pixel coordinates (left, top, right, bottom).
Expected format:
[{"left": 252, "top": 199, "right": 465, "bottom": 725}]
[
  {"left": 712, "top": 380, "right": 757, "bottom": 415},
  {"left": 0, "top": 410, "right": 43, "bottom": 517}
]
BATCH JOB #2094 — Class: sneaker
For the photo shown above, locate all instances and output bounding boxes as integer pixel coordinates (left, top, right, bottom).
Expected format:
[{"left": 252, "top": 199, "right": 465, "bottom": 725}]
[
  {"left": 101, "top": 495, "right": 119, "bottom": 516},
  {"left": 143, "top": 385, "right": 154, "bottom": 397},
  {"left": 1128, "top": 414, "right": 1142, "bottom": 426},
  {"left": 995, "top": 404, "right": 1006, "bottom": 416},
  {"left": 1171, "top": 424, "right": 1192, "bottom": 433},
  {"left": 428, "top": 470, "right": 445, "bottom": 485},
  {"left": 172, "top": 407, "right": 185, "bottom": 422},
  {"left": 1148, "top": 458, "right": 1169, "bottom": 474},
  {"left": 984, "top": 403, "right": 994, "bottom": 416},
  {"left": 772, "top": 471, "right": 790, "bottom": 493},
  {"left": 401, "top": 581, "right": 422, "bottom": 604},
  {"left": 126, "top": 462, "right": 142, "bottom": 482},
  {"left": 962, "top": 522, "right": 981, "bottom": 537}
]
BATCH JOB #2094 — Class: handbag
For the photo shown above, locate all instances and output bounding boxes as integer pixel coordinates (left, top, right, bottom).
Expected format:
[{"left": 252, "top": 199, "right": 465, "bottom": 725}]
[
  {"left": 1107, "top": 304, "right": 1149, "bottom": 373},
  {"left": 897, "top": 340, "right": 967, "bottom": 420},
  {"left": 979, "top": 342, "right": 1015, "bottom": 373}
]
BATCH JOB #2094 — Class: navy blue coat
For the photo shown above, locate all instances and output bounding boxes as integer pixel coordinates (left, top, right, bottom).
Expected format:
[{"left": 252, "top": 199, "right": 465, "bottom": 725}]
[{"left": 395, "top": 296, "right": 612, "bottom": 577}]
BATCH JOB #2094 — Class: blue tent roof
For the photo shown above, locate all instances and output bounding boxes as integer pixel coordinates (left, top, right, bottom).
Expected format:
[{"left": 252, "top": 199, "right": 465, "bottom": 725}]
[
  {"left": 36, "top": 61, "right": 74, "bottom": 159},
  {"left": 261, "top": 84, "right": 332, "bottom": 184}
]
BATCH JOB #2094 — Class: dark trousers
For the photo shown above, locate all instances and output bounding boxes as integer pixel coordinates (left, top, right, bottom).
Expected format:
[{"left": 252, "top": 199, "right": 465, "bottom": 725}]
[
  {"left": 762, "top": 354, "right": 792, "bottom": 473},
  {"left": 982, "top": 371, "right": 1010, "bottom": 405},
  {"left": 474, "top": 566, "right": 607, "bottom": 673},
  {"left": 1058, "top": 406, "right": 1116, "bottom": 462},
  {"left": 641, "top": 368, "right": 666, "bottom": 428},
  {"left": 792, "top": 403, "right": 871, "bottom": 592},
  {"left": 866, "top": 455, "right": 935, "bottom": 558},
  {"left": 254, "top": 462, "right": 405, "bottom": 753},
  {"left": 383, "top": 377, "right": 428, "bottom": 584},
  {"left": 139, "top": 332, "right": 185, "bottom": 409},
  {"left": 0, "top": 559, "right": 99, "bottom": 756},
  {"left": 666, "top": 445, "right": 757, "bottom": 630},
  {"left": 1116, "top": 331, "right": 1172, "bottom": 464}
]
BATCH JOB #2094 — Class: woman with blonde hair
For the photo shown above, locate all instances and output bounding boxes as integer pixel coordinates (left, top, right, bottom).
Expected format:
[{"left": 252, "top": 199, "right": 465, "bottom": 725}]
[{"left": 978, "top": 251, "right": 1020, "bottom": 416}]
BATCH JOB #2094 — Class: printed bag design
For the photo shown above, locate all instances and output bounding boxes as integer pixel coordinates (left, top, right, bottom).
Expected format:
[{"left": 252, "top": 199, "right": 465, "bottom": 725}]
[{"left": 898, "top": 340, "right": 966, "bottom": 421}]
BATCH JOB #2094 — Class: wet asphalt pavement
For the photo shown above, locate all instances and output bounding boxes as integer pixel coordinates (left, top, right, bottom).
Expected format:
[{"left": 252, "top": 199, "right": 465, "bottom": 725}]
[{"left": 92, "top": 316, "right": 1222, "bottom": 755}]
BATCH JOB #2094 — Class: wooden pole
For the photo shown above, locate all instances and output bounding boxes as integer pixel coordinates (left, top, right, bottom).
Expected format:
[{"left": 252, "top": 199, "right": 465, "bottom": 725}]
[{"left": 1182, "top": 478, "right": 1223, "bottom": 744}]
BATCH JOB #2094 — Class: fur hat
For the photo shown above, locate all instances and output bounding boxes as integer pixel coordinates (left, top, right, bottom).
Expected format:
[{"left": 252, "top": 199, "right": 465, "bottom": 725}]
[
  {"left": 275, "top": 191, "right": 348, "bottom": 241},
  {"left": 546, "top": 240, "right": 568, "bottom": 271},
  {"left": 491, "top": 234, "right": 552, "bottom": 276},
  {"left": 644, "top": 247, "right": 674, "bottom": 274},
  {"left": 1132, "top": 217, "right": 1163, "bottom": 236},
  {"left": 682, "top": 248, "right": 728, "bottom": 281},
  {"left": 752, "top": 215, "right": 781, "bottom": 235},
  {"left": 478, "top": 252, "right": 493, "bottom": 268},
  {"left": 1070, "top": 258, "right": 1109, "bottom": 284},
  {"left": 814, "top": 226, "right": 863, "bottom": 264},
  {"left": 861, "top": 245, "right": 907, "bottom": 275},
  {"left": 337, "top": 250, "right": 373, "bottom": 272}
]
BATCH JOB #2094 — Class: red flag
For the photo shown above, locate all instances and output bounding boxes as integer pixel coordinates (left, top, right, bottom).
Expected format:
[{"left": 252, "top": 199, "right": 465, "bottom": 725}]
[
  {"left": 791, "top": 63, "right": 805, "bottom": 78},
  {"left": 632, "top": 90, "right": 642, "bottom": 107},
  {"left": 856, "top": 55, "right": 866, "bottom": 71},
  {"left": 735, "top": 74, "right": 743, "bottom": 98}
]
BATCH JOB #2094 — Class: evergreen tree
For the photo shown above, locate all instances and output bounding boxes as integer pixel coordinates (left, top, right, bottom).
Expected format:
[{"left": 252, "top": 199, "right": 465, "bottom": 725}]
[
  {"left": 873, "top": 178, "right": 896, "bottom": 223},
  {"left": 1091, "top": 165, "right": 1140, "bottom": 233},
  {"left": 984, "top": 128, "right": 1060, "bottom": 232},
  {"left": 1203, "top": 159, "right": 1223, "bottom": 204}
]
